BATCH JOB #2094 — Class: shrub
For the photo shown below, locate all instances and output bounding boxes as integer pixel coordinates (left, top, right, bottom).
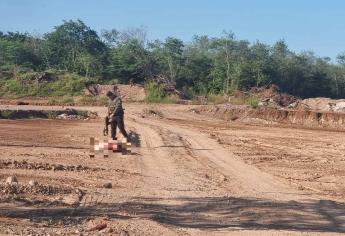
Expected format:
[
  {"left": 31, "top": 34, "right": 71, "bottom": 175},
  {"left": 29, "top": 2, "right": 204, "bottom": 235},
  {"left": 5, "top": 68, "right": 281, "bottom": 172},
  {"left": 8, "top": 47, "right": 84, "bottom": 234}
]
[
  {"left": 38, "top": 73, "right": 88, "bottom": 97},
  {"left": 245, "top": 96, "right": 260, "bottom": 108},
  {"left": 97, "top": 96, "right": 108, "bottom": 106},
  {"left": 62, "top": 96, "right": 74, "bottom": 105},
  {"left": 77, "top": 95, "right": 107, "bottom": 106},
  {"left": 78, "top": 95, "right": 98, "bottom": 106},
  {"left": 145, "top": 82, "right": 167, "bottom": 103},
  {"left": 0, "top": 110, "right": 15, "bottom": 119},
  {"left": 2, "top": 79, "right": 38, "bottom": 97},
  {"left": 206, "top": 94, "right": 228, "bottom": 104},
  {"left": 48, "top": 98, "right": 59, "bottom": 106}
]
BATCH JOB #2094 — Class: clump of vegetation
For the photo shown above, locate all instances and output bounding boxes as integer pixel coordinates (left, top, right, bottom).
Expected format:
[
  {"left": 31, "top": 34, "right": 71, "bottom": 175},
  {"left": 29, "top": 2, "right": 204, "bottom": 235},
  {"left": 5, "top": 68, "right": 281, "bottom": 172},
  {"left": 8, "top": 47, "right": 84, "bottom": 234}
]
[
  {"left": 97, "top": 96, "right": 109, "bottom": 106},
  {"left": 62, "top": 96, "right": 74, "bottom": 105},
  {"left": 0, "top": 110, "right": 16, "bottom": 119},
  {"left": 46, "top": 110, "right": 60, "bottom": 119},
  {"left": 0, "top": 71, "right": 95, "bottom": 98},
  {"left": 77, "top": 95, "right": 108, "bottom": 106},
  {"left": 47, "top": 98, "right": 59, "bottom": 106},
  {"left": 206, "top": 94, "right": 229, "bottom": 104},
  {"left": 145, "top": 82, "right": 176, "bottom": 103},
  {"left": 245, "top": 96, "right": 260, "bottom": 108}
]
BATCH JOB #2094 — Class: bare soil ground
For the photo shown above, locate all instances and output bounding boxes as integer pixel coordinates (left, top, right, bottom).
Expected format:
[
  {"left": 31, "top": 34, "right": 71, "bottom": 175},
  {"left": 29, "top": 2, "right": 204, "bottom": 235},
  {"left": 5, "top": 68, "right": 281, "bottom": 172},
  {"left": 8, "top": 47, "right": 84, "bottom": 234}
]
[{"left": 0, "top": 104, "right": 345, "bottom": 235}]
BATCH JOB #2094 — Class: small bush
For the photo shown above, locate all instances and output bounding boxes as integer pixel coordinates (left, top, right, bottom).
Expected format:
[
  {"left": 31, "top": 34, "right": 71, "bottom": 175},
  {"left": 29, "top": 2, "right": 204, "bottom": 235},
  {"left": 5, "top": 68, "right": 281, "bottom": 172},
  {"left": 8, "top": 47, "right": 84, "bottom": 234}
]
[
  {"left": 48, "top": 98, "right": 59, "bottom": 106},
  {"left": 62, "top": 96, "right": 74, "bottom": 105},
  {"left": 145, "top": 82, "right": 168, "bottom": 103},
  {"left": 17, "top": 71, "right": 37, "bottom": 81},
  {"left": 97, "top": 96, "right": 109, "bottom": 106},
  {"left": 161, "top": 96, "right": 179, "bottom": 104},
  {"left": 74, "top": 95, "right": 109, "bottom": 106},
  {"left": 78, "top": 95, "right": 98, "bottom": 106},
  {"left": 206, "top": 94, "right": 228, "bottom": 104},
  {"left": 38, "top": 73, "right": 88, "bottom": 97},
  {"left": 47, "top": 111, "right": 60, "bottom": 119},
  {"left": 181, "top": 86, "right": 195, "bottom": 100},
  {"left": 245, "top": 96, "right": 260, "bottom": 108},
  {"left": 0, "top": 110, "right": 15, "bottom": 119},
  {"left": 2, "top": 79, "right": 38, "bottom": 97}
]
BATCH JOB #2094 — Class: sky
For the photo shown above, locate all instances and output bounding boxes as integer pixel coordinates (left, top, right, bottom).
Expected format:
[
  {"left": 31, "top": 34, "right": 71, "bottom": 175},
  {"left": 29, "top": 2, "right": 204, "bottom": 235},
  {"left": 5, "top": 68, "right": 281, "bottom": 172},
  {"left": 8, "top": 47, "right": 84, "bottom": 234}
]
[{"left": 1, "top": 0, "right": 345, "bottom": 60}]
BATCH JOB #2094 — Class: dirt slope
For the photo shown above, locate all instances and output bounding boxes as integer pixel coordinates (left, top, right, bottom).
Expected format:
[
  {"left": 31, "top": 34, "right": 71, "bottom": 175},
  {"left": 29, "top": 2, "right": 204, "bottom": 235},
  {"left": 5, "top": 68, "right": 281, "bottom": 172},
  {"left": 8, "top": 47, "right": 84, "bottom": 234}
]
[
  {"left": 193, "top": 104, "right": 345, "bottom": 130},
  {"left": 0, "top": 104, "right": 345, "bottom": 235}
]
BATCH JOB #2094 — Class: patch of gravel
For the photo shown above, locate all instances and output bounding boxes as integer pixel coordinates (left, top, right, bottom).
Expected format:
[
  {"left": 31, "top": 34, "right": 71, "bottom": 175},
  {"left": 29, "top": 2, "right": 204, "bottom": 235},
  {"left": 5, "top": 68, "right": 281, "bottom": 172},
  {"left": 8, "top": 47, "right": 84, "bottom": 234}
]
[
  {"left": 0, "top": 183, "right": 74, "bottom": 195},
  {"left": 0, "top": 159, "right": 104, "bottom": 172}
]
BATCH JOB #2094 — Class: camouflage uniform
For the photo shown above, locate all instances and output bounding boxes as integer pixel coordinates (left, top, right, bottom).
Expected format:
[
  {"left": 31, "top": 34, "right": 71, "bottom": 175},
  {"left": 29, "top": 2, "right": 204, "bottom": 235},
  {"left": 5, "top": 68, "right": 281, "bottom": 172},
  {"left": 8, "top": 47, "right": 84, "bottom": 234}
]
[{"left": 108, "top": 96, "right": 128, "bottom": 140}]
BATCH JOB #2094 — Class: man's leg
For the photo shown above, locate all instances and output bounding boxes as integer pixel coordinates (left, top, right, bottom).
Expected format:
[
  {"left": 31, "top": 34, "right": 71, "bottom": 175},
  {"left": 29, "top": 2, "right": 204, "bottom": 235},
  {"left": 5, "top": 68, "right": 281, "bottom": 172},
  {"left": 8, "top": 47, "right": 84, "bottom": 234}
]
[
  {"left": 104, "top": 116, "right": 110, "bottom": 136},
  {"left": 110, "top": 120, "right": 118, "bottom": 140},
  {"left": 115, "top": 115, "right": 128, "bottom": 138}
]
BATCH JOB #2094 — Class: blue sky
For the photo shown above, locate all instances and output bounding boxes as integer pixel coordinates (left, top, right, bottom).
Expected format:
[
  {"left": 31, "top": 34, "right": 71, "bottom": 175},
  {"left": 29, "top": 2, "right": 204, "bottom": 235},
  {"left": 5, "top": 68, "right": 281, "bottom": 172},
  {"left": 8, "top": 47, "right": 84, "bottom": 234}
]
[{"left": 1, "top": 0, "right": 345, "bottom": 60}]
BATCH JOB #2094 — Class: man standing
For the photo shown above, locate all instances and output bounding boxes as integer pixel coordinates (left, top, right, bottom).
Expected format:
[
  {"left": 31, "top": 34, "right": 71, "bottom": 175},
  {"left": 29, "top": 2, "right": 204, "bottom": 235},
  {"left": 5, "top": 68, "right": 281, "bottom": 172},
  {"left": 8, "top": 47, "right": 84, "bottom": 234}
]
[{"left": 106, "top": 91, "right": 128, "bottom": 140}]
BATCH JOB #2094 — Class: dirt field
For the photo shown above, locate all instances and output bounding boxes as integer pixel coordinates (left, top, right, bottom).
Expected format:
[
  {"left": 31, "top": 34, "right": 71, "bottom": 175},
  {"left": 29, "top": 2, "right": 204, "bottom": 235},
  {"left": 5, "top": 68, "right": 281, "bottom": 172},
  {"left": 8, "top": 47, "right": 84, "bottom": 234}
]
[{"left": 1, "top": 104, "right": 345, "bottom": 235}]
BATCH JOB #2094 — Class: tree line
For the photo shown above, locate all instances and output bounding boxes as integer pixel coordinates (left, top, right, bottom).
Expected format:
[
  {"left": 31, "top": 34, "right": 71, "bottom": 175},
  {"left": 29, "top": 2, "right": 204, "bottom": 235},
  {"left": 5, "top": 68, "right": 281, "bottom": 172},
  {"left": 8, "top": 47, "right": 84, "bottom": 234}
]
[{"left": 1, "top": 19, "right": 345, "bottom": 98}]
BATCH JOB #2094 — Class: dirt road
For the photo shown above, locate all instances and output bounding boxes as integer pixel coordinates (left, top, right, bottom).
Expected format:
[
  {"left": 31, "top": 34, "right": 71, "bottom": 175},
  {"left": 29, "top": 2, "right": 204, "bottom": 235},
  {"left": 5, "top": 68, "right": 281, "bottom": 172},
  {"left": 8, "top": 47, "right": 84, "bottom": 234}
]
[{"left": 1, "top": 104, "right": 345, "bottom": 235}]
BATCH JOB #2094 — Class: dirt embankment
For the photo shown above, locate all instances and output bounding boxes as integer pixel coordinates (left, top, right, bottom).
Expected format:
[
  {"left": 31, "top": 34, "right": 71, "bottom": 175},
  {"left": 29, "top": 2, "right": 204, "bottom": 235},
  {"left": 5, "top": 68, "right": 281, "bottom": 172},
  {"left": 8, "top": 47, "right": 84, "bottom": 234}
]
[
  {"left": 193, "top": 104, "right": 345, "bottom": 129},
  {"left": 85, "top": 84, "right": 145, "bottom": 102},
  {"left": 0, "top": 108, "right": 97, "bottom": 120}
]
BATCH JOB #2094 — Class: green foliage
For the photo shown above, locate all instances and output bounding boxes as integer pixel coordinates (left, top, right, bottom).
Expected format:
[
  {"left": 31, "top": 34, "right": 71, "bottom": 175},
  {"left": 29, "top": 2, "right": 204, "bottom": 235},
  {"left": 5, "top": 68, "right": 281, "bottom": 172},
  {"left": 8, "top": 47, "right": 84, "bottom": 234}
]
[
  {"left": 245, "top": 96, "right": 260, "bottom": 108},
  {"left": 39, "top": 73, "right": 87, "bottom": 96},
  {"left": 0, "top": 72, "right": 92, "bottom": 97},
  {"left": 78, "top": 95, "right": 98, "bottom": 105},
  {"left": 46, "top": 110, "right": 60, "bottom": 119},
  {"left": 144, "top": 82, "right": 178, "bottom": 103},
  {"left": 0, "top": 110, "right": 15, "bottom": 119},
  {"left": 206, "top": 94, "right": 228, "bottom": 104},
  {"left": 2, "top": 79, "right": 38, "bottom": 97},
  {"left": 1, "top": 20, "right": 345, "bottom": 100},
  {"left": 62, "top": 96, "right": 75, "bottom": 105},
  {"left": 98, "top": 96, "right": 109, "bottom": 106},
  {"left": 78, "top": 95, "right": 108, "bottom": 106},
  {"left": 47, "top": 98, "right": 59, "bottom": 106},
  {"left": 44, "top": 19, "right": 107, "bottom": 77},
  {"left": 144, "top": 82, "right": 167, "bottom": 102}
]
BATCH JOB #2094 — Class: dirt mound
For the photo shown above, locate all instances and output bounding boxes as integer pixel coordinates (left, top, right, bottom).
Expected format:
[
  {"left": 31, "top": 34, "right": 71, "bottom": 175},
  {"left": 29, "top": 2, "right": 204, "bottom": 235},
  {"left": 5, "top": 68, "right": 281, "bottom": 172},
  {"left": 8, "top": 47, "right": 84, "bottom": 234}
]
[
  {"left": 193, "top": 104, "right": 345, "bottom": 129},
  {"left": 85, "top": 84, "right": 145, "bottom": 102},
  {"left": 297, "top": 97, "right": 345, "bottom": 112},
  {"left": 250, "top": 85, "right": 297, "bottom": 107}
]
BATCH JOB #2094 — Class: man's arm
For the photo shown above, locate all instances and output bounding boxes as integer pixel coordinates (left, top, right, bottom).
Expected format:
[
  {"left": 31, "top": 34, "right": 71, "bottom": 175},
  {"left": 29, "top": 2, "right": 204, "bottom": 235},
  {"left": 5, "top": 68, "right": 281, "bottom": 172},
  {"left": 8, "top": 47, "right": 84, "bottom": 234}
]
[{"left": 107, "top": 98, "right": 119, "bottom": 118}]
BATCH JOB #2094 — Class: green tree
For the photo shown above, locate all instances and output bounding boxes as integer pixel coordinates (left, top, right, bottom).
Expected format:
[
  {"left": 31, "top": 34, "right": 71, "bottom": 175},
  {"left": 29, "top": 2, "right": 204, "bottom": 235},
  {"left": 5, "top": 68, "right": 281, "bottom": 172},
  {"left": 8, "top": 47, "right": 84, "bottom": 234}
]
[{"left": 44, "top": 19, "right": 106, "bottom": 76}]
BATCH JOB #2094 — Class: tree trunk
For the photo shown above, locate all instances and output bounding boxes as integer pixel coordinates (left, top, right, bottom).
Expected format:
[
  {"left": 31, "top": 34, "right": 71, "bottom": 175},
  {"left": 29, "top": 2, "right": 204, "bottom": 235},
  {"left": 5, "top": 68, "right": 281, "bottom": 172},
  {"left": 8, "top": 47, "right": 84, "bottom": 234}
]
[{"left": 225, "top": 41, "right": 231, "bottom": 94}]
